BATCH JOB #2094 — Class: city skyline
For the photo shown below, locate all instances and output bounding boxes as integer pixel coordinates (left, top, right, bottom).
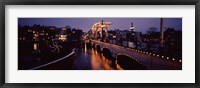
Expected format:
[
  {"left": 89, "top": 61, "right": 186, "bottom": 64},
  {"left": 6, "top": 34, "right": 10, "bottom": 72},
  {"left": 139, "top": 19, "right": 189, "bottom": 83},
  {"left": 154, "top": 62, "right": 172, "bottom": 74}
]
[{"left": 18, "top": 18, "right": 182, "bottom": 33}]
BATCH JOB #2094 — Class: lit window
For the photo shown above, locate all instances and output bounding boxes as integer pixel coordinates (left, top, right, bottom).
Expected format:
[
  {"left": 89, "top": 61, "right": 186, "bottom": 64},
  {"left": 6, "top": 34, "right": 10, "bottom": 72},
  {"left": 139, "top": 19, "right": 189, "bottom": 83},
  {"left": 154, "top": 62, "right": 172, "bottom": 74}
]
[
  {"left": 40, "top": 33, "right": 44, "bottom": 35},
  {"left": 33, "top": 34, "right": 38, "bottom": 37},
  {"left": 28, "top": 30, "right": 32, "bottom": 32},
  {"left": 50, "top": 28, "right": 55, "bottom": 30},
  {"left": 62, "top": 28, "right": 66, "bottom": 30},
  {"left": 59, "top": 35, "right": 67, "bottom": 41}
]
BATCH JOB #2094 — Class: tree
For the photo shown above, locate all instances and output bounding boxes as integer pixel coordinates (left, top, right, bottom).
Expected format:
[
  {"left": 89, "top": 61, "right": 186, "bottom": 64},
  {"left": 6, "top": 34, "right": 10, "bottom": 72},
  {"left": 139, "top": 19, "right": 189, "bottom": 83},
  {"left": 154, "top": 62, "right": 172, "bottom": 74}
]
[
  {"left": 65, "top": 25, "right": 72, "bottom": 30},
  {"left": 165, "top": 28, "right": 176, "bottom": 51},
  {"left": 146, "top": 27, "right": 157, "bottom": 34},
  {"left": 145, "top": 27, "right": 158, "bottom": 51}
]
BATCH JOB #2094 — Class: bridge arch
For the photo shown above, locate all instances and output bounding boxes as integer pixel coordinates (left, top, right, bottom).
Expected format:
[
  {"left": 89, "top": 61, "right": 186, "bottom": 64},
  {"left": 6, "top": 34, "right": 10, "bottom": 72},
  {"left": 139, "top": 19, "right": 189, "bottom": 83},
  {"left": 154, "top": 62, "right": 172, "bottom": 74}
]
[
  {"left": 116, "top": 53, "right": 147, "bottom": 70},
  {"left": 86, "top": 42, "right": 92, "bottom": 49},
  {"left": 92, "top": 42, "right": 96, "bottom": 49},
  {"left": 102, "top": 47, "right": 113, "bottom": 60},
  {"left": 96, "top": 45, "right": 101, "bottom": 53}
]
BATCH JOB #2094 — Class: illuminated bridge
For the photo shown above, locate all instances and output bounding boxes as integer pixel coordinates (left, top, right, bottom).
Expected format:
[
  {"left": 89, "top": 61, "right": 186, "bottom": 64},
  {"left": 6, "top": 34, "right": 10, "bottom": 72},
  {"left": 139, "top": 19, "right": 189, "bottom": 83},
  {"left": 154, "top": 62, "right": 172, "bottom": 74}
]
[{"left": 90, "top": 40, "right": 182, "bottom": 70}]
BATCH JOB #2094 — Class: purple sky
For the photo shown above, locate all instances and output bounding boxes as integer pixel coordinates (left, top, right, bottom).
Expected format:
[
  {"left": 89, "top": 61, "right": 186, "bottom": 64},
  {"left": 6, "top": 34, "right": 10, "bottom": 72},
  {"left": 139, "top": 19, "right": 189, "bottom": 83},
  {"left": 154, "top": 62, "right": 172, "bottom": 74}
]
[{"left": 18, "top": 18, "right": 182, "bottom": 33}]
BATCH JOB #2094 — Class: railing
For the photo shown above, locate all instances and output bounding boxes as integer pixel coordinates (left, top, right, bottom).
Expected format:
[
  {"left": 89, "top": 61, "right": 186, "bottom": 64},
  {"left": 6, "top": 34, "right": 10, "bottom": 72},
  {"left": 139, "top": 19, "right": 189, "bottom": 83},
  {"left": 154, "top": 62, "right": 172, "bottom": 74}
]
[{"left": 29, "top": 48, "right": 76, "bottom": 70}]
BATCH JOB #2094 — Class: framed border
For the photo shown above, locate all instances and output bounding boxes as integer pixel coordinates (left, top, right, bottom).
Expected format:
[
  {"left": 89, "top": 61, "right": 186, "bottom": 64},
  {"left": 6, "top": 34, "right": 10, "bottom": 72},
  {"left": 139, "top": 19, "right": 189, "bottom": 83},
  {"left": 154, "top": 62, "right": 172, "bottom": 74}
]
[{"left": 0, "top": 0, "right": 199, "bottom": 88}]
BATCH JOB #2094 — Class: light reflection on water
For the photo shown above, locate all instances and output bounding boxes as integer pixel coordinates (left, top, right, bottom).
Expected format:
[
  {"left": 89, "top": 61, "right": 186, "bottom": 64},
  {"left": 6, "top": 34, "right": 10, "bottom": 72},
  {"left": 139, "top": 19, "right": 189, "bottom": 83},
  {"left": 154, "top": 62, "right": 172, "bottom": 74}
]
[
  {"left": 73, "top": 43, "right": 123, "bottom": 70},
  {"left": 90, "top": 48, "right": 102, "bottom": 70},
  {"left": 24, "top": 42, "right": 124, "bottom": 70},
  {"left": 33, "top": 43, "right": 38, "bottom": 50},
  {"left": 84, "top": 43, "right": 87, "bottom": 54}
]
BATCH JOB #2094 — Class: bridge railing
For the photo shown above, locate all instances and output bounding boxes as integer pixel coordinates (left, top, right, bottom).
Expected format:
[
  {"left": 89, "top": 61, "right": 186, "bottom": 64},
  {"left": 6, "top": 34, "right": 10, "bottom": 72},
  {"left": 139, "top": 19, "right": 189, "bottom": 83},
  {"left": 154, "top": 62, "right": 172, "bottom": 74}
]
[{"left": 29, "top": 48, "right": 76, "bottom": 70}]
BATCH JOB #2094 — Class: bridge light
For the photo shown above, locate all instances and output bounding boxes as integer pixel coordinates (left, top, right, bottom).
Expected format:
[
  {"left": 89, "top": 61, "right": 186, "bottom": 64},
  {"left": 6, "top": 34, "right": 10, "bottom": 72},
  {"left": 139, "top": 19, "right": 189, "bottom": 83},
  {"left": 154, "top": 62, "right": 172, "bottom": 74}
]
[
  {"left": 179, "top": 60, "right": 182, "bottom": 62},
  {"left": 167, "top": 57, "right": 169, "bottom": 59},
  {"left": 153, "top": 54, "right": 155, "bottom": 56},
  {"left": 157, "top": 55, "right": 159, "bottom": 57},
  {"left": 162, "top": 56, "right": 164, "bottom": 58},
  {"left": 172, "top": 58, "right": 175, "bottom": 61}
]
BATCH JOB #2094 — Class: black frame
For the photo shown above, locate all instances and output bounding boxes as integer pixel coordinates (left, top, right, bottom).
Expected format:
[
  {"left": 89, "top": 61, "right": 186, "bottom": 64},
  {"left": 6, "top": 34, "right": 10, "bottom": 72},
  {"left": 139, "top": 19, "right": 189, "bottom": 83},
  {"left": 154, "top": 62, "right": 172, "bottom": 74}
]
[{"left": 0, "top": 0, "right": 199, "bottom": 88}]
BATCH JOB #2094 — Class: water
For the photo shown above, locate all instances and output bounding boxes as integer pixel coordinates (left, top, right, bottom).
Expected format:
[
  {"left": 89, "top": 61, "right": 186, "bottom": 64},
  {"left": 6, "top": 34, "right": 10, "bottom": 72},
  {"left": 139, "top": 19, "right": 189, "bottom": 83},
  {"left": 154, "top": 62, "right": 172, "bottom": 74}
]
[
  {"left": 72, "top": 43, "right": 121, "bottom": 70},
  {"left": 19, "top": 41, "right": 121, "bottom": 70},
  {"left": 19, "top": 41, "right": 148, "bottom": 70},
  {"left": 19, "top": 40, "right": 77, "bottom": 69}
]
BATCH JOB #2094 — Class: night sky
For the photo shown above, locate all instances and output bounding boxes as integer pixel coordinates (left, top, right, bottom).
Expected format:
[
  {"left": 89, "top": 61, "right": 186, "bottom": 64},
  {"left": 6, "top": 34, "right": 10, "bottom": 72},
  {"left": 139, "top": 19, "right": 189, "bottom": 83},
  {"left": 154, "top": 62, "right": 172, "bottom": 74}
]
[{"left": 18, "top": 18, "right": 182, "bottom": 33}]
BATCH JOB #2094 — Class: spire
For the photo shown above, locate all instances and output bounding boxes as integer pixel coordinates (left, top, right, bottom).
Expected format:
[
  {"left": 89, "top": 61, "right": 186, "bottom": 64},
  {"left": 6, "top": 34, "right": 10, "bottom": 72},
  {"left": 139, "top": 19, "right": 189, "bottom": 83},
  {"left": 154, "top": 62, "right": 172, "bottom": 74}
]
[
  {"left": 130, "top": 22, "right": 134, "bottom": 31},
  {"left": 131, "top": 22, "right": 133, "bottom": 27}
]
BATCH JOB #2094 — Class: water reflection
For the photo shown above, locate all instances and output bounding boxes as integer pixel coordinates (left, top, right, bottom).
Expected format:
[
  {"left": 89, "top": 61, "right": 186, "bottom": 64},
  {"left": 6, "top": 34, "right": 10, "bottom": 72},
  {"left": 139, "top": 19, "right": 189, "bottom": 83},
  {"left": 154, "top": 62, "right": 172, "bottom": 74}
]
[
  {"left": 73, "top": 43, "right": 123, "bottom": 70},
  {"left": 90, "top": 48, "right": 102, "bottom": 69},
  {"left": 33, "top": 43, "right": 39, "bottom": 50}
]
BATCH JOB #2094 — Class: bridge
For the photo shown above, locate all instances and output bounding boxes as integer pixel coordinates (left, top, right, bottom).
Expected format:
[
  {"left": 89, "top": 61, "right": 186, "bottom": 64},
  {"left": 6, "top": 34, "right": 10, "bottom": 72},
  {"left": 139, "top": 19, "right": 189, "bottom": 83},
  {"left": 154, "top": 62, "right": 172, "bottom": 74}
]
[
  {"left": 89, "top": 40, "right": 182, "bottom": 70},
  {"left": 86, "top": 19, "right": 182, "bottom": 70}
]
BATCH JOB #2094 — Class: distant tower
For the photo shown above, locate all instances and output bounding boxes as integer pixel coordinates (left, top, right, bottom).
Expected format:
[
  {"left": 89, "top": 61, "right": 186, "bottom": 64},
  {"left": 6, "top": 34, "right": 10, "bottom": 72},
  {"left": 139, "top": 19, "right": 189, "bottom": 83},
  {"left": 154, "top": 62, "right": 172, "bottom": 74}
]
[
  {"left": 160, "top": 18, "right": 164, "bottom": 45},
  {"left": 130, "top": 22, "right": 135, "bottom": 35},
  {"left": 129, "top": 22, "right": 135, "bottom": 47}
]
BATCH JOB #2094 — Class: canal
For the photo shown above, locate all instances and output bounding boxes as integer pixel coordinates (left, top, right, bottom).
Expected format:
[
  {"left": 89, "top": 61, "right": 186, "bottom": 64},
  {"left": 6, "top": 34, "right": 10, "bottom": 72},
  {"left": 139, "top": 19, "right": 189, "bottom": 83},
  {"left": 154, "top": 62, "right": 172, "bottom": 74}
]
[
  {"left": 72, "top": 43, "right": 123, "bottom": 70},
  {"left": 19, "top": 41, "right": 148, "bottom": 70},
  {"left": 19, "top": 42, "right": 123, "bottom": 70}
]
